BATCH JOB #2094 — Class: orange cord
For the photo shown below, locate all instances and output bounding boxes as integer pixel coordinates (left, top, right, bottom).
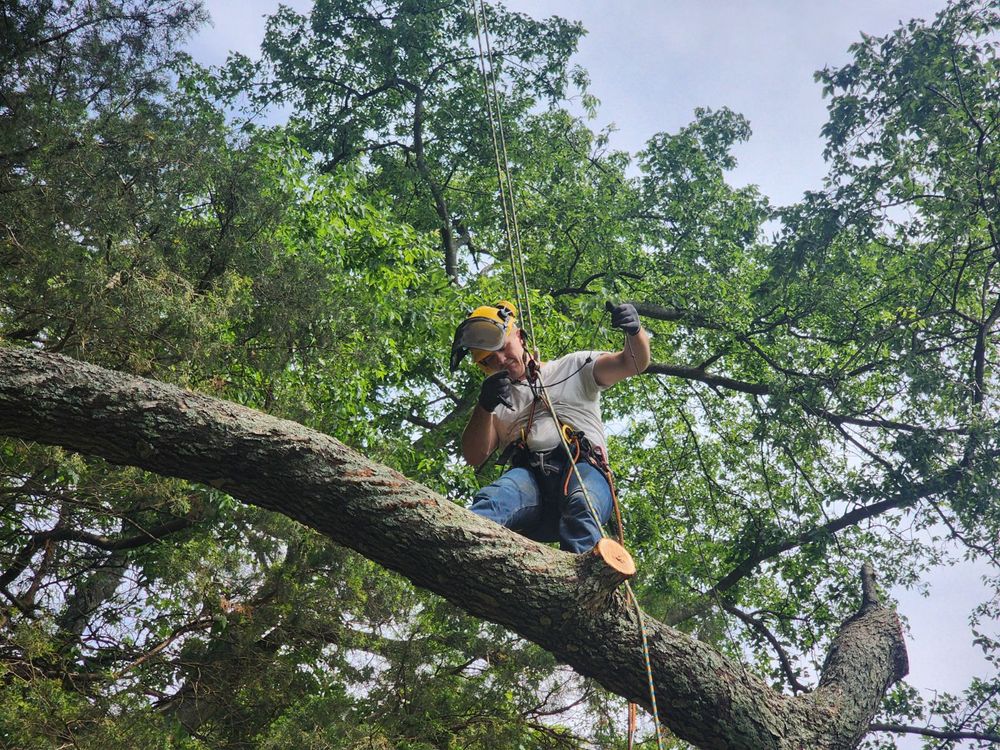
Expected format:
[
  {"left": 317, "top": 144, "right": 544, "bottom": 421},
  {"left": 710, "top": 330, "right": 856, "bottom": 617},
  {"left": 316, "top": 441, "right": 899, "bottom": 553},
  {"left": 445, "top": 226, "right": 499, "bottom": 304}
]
[{"left": 562, "top": 438, "right": 582, "bottom": 495}]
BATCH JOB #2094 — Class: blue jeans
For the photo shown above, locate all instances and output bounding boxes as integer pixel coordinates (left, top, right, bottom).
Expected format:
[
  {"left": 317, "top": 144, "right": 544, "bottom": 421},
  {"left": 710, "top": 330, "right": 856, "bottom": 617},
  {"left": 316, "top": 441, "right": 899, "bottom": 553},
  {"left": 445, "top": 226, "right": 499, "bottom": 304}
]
[{"left": 470, "top": 461, "right": 613, "bottom": 553}]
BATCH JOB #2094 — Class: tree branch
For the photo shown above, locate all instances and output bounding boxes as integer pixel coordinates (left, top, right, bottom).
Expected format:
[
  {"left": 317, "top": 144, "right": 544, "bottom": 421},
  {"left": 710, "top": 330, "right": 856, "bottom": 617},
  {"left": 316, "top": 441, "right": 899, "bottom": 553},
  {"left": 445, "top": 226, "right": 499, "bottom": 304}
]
[
  {"left": 0, "top": 347, "right": 909, "bottom": 750},
  {"left": 665, "top": 468, "right": 962, "bottom": 621},
  {"left": 870, "top": 723, "right": 1000, "bottom": 743},
  {"left": 0, "top": 518, "right": 193, "bottom": 590},
  {"left": 719, "top": 600, "right": 809, "bottom": 694},
  {"left": 645, "top": 364, "right": 956, "bottom": 434},
  {"left": 632, "top": 302, "right": 723, "bottom": 330},
  {"left": 645, "top": 363, "right": 770, "bottom": 395}
]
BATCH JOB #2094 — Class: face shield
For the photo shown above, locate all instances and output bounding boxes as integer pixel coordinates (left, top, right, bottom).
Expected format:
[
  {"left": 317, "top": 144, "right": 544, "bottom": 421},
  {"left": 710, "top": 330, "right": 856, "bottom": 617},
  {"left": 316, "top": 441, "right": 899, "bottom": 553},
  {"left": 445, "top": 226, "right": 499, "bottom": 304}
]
[{"left": 449, "top": 307, "right": 514, "bottom": 371}]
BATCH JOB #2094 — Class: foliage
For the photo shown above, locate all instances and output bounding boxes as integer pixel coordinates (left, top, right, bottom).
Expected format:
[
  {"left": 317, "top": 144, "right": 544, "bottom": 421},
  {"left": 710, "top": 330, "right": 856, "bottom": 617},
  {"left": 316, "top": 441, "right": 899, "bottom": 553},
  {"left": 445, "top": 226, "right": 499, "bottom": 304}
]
[{"left": 225, "top": 0, "right": 586, "bottom": 283}]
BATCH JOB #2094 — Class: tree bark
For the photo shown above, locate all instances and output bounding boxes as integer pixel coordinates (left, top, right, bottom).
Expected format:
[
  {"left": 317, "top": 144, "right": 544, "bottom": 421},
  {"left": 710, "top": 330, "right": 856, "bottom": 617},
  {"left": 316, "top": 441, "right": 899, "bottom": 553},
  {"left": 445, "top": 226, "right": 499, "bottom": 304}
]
[{"left": 0, "top": 347, "right": 908, "bottom": 750}]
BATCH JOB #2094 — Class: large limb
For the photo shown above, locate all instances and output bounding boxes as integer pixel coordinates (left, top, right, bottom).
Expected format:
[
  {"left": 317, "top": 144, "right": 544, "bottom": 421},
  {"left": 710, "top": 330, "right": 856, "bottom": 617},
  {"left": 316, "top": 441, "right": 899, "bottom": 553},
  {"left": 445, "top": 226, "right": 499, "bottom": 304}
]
[{"left": 0, "top": 347, "right": 907, "bottom": 750}]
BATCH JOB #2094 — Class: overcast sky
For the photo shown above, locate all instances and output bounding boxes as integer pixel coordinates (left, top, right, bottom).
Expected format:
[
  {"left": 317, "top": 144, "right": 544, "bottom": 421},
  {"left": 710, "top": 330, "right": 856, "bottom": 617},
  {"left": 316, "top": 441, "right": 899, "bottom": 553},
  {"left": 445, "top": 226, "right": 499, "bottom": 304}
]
[
  {"left": 499, "top": 0, "right": 951, "bottom": 208},
  {"left": 185, "top": 2, "right": 992, "bottom": 744}
]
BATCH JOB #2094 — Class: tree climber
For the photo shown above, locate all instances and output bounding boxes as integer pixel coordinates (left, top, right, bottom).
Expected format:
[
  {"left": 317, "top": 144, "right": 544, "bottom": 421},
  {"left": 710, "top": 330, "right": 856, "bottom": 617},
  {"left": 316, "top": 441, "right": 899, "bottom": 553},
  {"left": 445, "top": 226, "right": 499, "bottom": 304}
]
[{"left": 450, "top": 301, "right": 651, "bottom": 553}]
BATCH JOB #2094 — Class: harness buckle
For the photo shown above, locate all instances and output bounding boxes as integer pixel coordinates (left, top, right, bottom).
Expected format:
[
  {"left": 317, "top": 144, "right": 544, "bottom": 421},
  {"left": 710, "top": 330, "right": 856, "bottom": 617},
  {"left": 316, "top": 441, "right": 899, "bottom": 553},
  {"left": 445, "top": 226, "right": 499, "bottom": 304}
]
[{"left": 528, "top": 449, "right": 562, "bottom": 476}]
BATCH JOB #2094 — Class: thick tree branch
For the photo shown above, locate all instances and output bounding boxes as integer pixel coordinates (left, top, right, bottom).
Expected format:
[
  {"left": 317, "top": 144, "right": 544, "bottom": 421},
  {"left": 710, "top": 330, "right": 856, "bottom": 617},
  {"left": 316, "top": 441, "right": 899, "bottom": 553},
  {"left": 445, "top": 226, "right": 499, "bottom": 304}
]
[
  {"left": 645, "top": 364, "right": 955, "bottom": 434},
  {"left": 814, "top": 563, "right": 909, "bottom": 749},
  {"left": 0, "top": 348, "right": 908, "bottom": 750},
  {"left": 632, "top": 302, "right": 723, "bottom": 331}
]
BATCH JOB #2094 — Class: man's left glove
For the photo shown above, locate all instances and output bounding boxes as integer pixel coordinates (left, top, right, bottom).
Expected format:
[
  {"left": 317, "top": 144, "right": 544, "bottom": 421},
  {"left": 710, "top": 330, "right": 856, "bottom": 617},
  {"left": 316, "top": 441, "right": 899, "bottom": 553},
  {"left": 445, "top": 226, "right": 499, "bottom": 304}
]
[{"left": 606, "top": 301, "right": 641, "bottom": 336}]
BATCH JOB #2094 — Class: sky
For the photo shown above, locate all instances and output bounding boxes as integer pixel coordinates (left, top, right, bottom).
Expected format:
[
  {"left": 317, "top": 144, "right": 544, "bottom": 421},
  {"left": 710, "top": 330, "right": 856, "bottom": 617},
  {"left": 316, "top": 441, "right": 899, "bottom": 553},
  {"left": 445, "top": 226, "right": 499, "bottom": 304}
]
[
  {"left": 185, "top": 1, "right": 992, "bottom": 744},
  {"left": 499, "top": 0, "right": 950, "bottom": 207}
]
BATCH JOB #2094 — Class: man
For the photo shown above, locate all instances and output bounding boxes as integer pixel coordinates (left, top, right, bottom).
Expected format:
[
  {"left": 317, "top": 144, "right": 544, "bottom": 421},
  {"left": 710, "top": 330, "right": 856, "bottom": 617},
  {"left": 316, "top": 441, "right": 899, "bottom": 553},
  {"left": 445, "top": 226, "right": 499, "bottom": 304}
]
[{"left": 450, "top": 300, "right": 650, "bottom": 553}]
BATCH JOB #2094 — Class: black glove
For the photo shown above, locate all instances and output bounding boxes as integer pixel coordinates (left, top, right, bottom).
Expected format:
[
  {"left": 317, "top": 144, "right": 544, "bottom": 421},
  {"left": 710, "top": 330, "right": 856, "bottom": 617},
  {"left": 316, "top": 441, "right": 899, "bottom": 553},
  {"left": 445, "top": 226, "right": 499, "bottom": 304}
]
[
  {"left": 606, "top": 301, "right": 641, "bottom": 336},
  {"left": 478, "top": 370, "right": 513, "bottom": 412}
]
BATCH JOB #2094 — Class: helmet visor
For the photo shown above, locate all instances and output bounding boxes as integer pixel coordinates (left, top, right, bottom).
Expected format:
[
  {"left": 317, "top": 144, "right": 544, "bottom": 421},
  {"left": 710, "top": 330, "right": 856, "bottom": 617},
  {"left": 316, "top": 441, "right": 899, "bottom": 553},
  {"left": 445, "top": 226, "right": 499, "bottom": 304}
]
[
  {"left": 449, "top": 317, "right": 508, "bottom": 371},
  {"left": 455, "top": 317, "right": 507, "bottom": 352}
]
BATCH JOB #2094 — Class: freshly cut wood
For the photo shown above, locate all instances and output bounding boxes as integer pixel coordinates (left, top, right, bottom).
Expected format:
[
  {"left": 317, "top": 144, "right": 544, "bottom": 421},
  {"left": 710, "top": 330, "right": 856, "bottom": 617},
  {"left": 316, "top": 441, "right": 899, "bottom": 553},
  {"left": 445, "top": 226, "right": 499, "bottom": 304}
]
[{"left": 595, "top": 537, "right": 636, "bottom": 578}]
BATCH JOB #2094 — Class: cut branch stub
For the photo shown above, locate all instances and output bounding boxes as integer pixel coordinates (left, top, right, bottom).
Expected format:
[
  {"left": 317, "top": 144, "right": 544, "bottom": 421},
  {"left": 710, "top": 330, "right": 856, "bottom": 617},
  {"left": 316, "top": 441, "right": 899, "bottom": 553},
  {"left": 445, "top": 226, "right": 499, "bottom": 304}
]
[
  {"left": 575, "top": 538, "right": 635, "bottom": 612},
  {"left": 594, "top": 537, "right": 636, "bottom": 578}
]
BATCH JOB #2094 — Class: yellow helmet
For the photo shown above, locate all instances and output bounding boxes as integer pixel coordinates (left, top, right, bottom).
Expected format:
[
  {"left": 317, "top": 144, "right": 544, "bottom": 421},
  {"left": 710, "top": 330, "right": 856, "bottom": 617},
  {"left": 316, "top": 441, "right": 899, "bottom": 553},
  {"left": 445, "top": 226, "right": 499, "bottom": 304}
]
[{"left": 449, "top": 301, "right": 518, "bottom": 371}]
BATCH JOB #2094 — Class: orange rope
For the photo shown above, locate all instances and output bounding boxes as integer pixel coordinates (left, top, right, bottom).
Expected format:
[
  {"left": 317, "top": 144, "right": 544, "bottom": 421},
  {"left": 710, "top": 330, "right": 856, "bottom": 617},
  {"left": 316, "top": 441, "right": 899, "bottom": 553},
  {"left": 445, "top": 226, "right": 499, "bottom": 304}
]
[{"left": 562, "top": 438, "right": 582, "bottom": 495}]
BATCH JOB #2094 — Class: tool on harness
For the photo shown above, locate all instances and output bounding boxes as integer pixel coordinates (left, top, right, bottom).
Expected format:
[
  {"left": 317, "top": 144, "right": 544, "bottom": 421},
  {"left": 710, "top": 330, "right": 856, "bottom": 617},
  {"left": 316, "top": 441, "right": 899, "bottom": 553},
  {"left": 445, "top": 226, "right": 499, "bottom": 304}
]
[
  {"left": 560, "top": 424, "right": 610, "bottom": 474},
  {"left": 450, "top": 300, "right": 518, "bottom": 372}
]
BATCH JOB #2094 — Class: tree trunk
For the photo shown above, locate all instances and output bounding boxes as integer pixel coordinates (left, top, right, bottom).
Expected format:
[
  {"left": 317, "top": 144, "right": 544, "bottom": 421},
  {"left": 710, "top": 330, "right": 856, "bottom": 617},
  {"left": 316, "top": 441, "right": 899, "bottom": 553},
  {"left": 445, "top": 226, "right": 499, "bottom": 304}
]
[{"left": 0, "top": 348, "right": 908, "bottom": 750}]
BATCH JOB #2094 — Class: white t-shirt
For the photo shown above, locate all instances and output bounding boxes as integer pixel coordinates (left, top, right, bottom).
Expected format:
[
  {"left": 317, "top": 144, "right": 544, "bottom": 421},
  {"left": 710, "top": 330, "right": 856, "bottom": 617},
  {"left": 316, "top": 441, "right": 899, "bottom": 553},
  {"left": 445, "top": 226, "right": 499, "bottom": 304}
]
[{"left": 494, "top": 351, "right": 609, "bottom": 454}]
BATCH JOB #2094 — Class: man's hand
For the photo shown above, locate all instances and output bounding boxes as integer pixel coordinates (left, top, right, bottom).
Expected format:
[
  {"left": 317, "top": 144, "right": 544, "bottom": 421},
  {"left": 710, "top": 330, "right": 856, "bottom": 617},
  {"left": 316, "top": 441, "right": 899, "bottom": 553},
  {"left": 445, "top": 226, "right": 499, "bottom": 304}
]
[
  {"left": 606, "top": 301, "right": 641, "bottom": 336},
  {"left": 478, "top": 370, "right": 513, "bottom": 412}
]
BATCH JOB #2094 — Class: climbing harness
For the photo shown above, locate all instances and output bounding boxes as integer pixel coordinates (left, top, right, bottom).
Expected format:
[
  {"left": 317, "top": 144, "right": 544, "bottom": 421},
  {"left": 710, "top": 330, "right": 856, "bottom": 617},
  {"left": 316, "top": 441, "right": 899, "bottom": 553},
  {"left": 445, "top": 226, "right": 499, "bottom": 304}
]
[{"left": 469, "top": 1, "right": 664, "bottom": 745}]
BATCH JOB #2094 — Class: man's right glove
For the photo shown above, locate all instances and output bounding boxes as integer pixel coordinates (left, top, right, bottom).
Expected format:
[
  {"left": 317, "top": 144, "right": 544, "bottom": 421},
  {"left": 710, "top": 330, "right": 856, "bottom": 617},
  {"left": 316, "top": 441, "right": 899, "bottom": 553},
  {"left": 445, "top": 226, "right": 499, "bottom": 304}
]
[{"left": 478, "top": 370, "right": 513, "bottom": 412}]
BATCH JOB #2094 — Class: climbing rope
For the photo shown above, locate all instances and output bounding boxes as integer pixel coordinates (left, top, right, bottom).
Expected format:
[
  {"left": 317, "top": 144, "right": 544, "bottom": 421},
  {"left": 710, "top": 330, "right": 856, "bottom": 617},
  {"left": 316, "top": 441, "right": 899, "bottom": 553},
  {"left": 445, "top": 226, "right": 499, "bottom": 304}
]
[
  {"left": 470, "top": 0, "right": 537, "bottom": 351},
  {"left": 469, "top": 5, "right": 665, "bottom": 744},
  {"left": 531, "top": 367, "right": 666, "bottom": 749}
]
